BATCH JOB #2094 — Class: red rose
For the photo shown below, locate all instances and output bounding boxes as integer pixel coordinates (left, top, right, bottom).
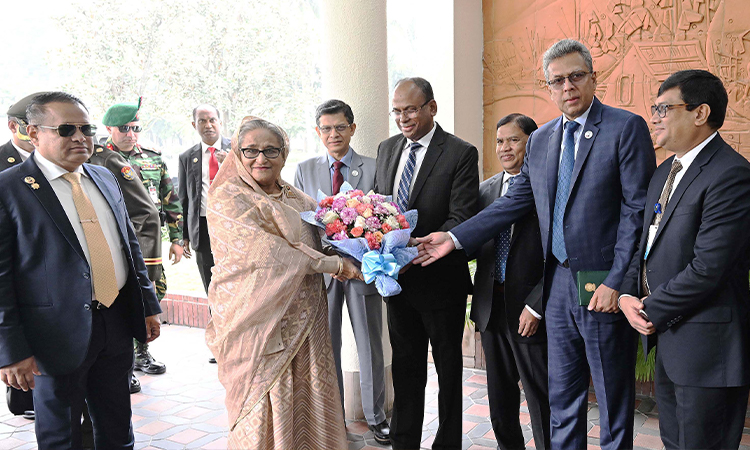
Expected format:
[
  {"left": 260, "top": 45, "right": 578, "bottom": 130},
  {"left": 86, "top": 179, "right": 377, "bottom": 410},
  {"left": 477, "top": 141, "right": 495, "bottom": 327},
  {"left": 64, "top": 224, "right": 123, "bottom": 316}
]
[
  {"left": 381, "top": 223, "right": 392, "bottom": 233},
  {"left": 320, "top": 197, "right": 334, "bottom": 208}
]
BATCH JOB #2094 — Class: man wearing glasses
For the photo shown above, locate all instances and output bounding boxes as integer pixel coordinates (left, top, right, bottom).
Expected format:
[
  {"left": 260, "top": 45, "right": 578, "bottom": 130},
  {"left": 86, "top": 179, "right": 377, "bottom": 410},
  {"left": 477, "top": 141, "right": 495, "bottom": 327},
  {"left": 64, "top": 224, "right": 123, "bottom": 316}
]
[
  {"left": 101, "top": 100, "right": 183, "bottom": 382},
  {"left": 416, "top": 40, "right": 656, "bottom": 449},
  {"left": 374, "top": 78, "right": 479, "bottom": 450},
  {"left": 293, "top": 99, "right": 389, "bottom": 445},
  {"left": 0, "top": 91, "right": 161, "bottom": 449}
]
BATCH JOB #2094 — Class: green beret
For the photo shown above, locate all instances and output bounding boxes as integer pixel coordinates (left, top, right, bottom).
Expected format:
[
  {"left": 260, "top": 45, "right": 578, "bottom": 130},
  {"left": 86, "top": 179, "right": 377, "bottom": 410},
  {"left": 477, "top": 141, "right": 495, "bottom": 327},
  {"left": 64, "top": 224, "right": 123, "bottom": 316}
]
[
  {"left": 7, "top": 92, "right": 50, "bottom": 122},
  {"left": 102, "top": 97, "right": 142, "bottom": 126}
]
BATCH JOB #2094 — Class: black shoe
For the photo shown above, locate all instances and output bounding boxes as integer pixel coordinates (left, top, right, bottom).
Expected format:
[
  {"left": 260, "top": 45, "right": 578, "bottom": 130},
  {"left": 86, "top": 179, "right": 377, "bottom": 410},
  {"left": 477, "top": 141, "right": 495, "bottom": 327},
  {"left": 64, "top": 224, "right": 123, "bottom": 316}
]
[
  {"left": 22, "top": 410, "right": 35, "bottom": 420},
  {"left": 208, "top": 357, "right": 217, "bottom": 364},
  {"left": 130, "top": 375, "right": 141, "bottom": 394},
  {"left": 134, "top": 343, "right": 166, "bottom": 374},
  {"left": 368, "top": 420, "right": 391, "bottom": 445}
]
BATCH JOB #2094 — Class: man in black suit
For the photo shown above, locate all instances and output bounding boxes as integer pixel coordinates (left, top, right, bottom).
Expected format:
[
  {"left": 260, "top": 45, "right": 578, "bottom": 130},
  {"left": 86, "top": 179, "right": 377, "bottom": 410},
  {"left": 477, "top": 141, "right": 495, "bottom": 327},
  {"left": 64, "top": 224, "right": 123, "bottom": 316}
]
[
  {"left": 473, "top": 114, "right": 549, "bottom": 450},
  {"left": 1, "top": 93, "right": 42, "bottom": 172},
  {"left": 178, "top": 104, "right": 230, "bottom": 293},
  {"left": 0, "top": 91, "right": 161, "bottom": 449},
  {"left": 619, "top": 70, "right": 750, "bottom": 449},
  {"left": 374, "top": 77, "right": 479, "bottom": 450}
]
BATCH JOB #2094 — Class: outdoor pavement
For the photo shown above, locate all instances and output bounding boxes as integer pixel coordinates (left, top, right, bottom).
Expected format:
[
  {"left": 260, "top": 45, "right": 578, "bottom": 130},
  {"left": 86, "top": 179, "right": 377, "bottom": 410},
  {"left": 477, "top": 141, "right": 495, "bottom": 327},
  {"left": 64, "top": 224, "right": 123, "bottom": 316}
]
[{"left": 2, "top": 324, "right": 750, "bottom": 450}]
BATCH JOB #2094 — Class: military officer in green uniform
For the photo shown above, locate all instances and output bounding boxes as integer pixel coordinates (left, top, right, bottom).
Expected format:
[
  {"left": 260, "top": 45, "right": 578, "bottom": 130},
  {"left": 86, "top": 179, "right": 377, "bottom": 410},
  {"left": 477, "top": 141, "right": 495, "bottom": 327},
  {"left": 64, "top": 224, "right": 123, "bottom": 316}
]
[{"left": 100, "top": 98, "right": 184, "bottom": 379}]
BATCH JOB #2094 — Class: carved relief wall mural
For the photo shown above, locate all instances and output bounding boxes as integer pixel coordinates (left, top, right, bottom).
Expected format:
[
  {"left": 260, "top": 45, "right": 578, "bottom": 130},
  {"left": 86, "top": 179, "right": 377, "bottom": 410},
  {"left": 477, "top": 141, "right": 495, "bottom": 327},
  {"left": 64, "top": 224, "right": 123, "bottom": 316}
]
[{"left": 482, "top": 0, "right": 750, "bottom": 179}]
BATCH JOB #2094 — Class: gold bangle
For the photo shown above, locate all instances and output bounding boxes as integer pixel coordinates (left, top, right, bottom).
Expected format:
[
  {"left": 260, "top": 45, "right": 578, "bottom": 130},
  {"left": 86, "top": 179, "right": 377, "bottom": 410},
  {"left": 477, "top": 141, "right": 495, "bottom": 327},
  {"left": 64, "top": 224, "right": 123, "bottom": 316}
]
[{"left": 336, "top": 257, "right": 344, "bottom": 276}]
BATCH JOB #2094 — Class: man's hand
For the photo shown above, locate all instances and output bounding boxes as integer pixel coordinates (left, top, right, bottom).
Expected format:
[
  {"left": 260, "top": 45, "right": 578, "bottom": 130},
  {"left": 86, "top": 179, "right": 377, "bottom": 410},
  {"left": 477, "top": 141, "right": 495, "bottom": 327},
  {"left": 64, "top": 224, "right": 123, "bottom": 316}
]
[
  {"left": 145, "top": 315, "right": 161, "bottom": 343},
  {"left": 169, "top": 242, "right": 184, "bottom": 264},
  {"left": 414, "top": 232, "right": 455, "bottom": 266},
  {"left": 619, "top": 295, "right": 655, "bottom": 335},
  {"left": 518, "top": 308, "right": 540, "bottom": 337},
  {"left": 587, "top": 283, "right": 619, "bottom": 313},
  {"left": 0, "top": 356, "right": 40, "bottom": 391},
  {"left": 182, "top": 238, "right": 192, "bottom": 259}
]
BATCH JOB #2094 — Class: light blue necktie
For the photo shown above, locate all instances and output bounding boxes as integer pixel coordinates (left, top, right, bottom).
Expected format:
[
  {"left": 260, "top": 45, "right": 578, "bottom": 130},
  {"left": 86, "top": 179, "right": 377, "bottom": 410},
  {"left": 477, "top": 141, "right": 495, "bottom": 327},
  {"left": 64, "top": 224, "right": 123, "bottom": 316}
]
[
  {"left": 397, "top": 142, "right": 421, "bottom": 212},
  {"left": 551, "top": 120, "right": 579, "bottom": 263},
  {"left": 494, "top": 176, "right": 515, "bottom": 282}
]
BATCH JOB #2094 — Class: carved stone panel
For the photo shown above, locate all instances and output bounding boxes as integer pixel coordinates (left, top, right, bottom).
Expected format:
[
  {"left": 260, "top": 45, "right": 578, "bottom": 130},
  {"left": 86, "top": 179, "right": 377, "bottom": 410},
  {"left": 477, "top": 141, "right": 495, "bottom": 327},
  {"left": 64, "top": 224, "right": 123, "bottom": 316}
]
[{"left": 483, "top": 0, "right": 750, "bottom": 179}]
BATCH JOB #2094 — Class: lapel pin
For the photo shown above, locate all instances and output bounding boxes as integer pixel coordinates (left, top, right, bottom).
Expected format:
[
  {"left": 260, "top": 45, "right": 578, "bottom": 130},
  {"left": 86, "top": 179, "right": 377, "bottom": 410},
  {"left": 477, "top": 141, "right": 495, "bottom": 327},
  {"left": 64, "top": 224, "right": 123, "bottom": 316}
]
[
  {"left": 31, "top": 183, "right": 40, "bottom": 190},
  {"left": 24, "top": 176, "right": 35, "bottom": 185},
  {"left": 7, "top": 157, "right": 15, "bottom": 163},
  {"left": 193, "top": 157, "right": 199, "bottom": 163},
  {"left": 584, "top": 131, "right": 593, "bottom": 139},
  {"left": 351, "top": 170, "right": 359, "bottom": 177},
  {"left": 96, "top": 148, "right": 103, "bottom": 153}
]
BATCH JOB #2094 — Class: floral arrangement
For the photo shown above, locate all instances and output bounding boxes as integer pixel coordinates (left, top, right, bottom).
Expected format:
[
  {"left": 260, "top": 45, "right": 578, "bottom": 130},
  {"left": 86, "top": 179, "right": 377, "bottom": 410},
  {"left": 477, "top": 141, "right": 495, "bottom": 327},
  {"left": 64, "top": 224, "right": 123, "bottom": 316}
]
[{"left": 301, "top": 182, "right": 418, "bottom": 296}]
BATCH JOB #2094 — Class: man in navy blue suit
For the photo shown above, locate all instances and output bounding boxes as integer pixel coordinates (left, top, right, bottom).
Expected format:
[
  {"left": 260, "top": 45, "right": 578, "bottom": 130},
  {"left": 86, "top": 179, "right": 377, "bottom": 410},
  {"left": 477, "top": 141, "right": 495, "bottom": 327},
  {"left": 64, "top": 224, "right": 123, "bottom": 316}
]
[
  {"left": 0, "top": 92, "right": 161, "bottom": 450},
  {"left": 416, "top": 39, "right": 656, "bottom": 449}
]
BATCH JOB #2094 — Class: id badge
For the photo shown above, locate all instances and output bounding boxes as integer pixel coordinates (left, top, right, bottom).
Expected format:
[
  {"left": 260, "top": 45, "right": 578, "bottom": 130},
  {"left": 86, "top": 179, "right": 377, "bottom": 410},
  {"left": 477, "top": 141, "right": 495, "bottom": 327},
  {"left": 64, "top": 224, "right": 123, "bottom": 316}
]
[
  {"left": 644, "top": 224, "right": 658, "bottom": 260},
  {"left": 148, "top": 183, "right": 159, "bottom": 204}
]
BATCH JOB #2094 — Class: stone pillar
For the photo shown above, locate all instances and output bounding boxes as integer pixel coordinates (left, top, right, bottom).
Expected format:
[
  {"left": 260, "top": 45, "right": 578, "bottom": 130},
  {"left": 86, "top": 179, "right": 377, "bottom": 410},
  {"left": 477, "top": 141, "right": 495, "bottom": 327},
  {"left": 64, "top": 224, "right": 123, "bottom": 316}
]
[{"left": 319, "top": 0, "right": 393, "bottom": 421}]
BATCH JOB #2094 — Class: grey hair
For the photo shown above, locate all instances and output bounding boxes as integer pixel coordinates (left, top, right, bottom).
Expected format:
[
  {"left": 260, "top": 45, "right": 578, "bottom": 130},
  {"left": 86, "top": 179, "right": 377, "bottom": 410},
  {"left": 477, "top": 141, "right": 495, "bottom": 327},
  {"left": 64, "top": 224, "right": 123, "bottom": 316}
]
[
  {"left": 236, "top": 119, "right": 289, "bottom": 160},
  {"left": 542, "top": 39, "right": 593, "bottom": 81}
]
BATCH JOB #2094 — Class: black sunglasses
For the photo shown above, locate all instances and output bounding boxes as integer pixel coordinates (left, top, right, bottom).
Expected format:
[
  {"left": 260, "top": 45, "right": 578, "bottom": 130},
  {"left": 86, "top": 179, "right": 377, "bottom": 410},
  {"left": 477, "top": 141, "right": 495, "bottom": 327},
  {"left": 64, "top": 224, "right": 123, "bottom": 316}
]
[
  {"left": 36, "top": 124, "right": 98, "bottom": 137},
  {"left": 117, "top": 125, "right": 142, "bottom": 133}
]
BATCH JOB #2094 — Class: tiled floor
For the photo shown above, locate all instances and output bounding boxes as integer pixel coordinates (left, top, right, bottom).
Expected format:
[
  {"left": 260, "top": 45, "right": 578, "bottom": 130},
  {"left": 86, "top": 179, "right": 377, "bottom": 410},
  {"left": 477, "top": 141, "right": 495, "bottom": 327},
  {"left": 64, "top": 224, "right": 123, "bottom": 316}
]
[{"left": 1, "top": 324, "right": 748, "bottom": 450}]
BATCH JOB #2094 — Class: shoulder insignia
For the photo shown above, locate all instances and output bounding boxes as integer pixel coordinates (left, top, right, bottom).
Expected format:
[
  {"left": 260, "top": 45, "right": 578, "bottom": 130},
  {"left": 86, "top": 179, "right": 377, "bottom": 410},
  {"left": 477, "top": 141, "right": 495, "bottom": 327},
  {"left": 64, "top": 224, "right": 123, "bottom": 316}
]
[
  {"left": 121, "top": 166, "right": 135, "bottom": 180},
  {"left": 96, "top": 147, "right": 103, "bottom": 153}
]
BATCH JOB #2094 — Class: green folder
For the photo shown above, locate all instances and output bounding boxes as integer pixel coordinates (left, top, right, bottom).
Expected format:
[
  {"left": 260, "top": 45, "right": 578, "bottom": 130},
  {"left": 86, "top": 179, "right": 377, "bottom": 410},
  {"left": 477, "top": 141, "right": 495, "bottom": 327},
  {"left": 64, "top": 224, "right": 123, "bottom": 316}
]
[{"left": 576, "top": 270, "right": 609, "bottom": 306}]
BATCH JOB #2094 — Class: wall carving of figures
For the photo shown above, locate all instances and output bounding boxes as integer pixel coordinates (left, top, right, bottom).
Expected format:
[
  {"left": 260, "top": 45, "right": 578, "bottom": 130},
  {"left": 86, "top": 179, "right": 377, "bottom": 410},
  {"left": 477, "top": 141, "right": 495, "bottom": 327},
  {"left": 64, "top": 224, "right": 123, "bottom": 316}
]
[{"left": 483, "top": 0, "right": 750, "bottom": 179}]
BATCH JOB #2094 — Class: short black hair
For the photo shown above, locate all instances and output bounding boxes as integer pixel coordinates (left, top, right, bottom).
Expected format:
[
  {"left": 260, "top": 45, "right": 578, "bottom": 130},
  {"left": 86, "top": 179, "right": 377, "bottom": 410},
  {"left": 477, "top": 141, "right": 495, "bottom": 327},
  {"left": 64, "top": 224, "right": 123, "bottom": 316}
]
[
  {"left": 315, "top": 99, "right": 354, "bottom": 126},
  {"left": 26, "top": 92, "right": 88, "bottom": 125},
  {"left": 395, "top": 77, "right": 435, "bottom": 103},
  {"left": 658, "top": 70, "right": 727, "bottom": 130},
  {"left": 496, "top": 113, "right": 538, "bottom": 136},
  {"left": 192, "top": 104, "right": 221, "bottom": 122}
]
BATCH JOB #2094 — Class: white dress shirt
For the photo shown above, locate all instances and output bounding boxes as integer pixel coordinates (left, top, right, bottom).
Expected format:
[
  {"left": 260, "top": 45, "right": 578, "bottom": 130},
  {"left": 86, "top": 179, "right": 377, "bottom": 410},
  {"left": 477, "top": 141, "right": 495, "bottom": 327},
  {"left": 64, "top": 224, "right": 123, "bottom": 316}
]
[
  {"left": 560, "top": 101, "right": 593, "bottom": 162},
  {"left": 392, "top": 123, "right": 437, "bottom": 198},
  {"left": 200, "top": 138, "right": 224, "bottom": 216},
  {"left": 11, "top": 141, "right": 31, "bottom": 162},
  {"left": 34, "top": 152, "right": 128, "bottom": 295}
]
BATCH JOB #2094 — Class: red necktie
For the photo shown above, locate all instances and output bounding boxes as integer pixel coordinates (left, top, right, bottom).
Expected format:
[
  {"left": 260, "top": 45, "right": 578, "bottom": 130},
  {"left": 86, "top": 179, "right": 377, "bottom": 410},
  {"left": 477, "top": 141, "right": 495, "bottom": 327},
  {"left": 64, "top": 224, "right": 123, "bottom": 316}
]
[
  {"left": 332, "top": 161, "right": 344, "bottom": 195},
  {"left": 208, "top": 147, "right": 219, "bottom": 184}
]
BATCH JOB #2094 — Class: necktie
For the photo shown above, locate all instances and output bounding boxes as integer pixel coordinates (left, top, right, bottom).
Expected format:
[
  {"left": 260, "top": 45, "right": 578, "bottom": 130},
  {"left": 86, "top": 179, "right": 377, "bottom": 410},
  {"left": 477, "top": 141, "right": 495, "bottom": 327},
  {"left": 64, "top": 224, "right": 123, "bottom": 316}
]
[
  {"left": 551, "top": 120, "right": 579, "bottom": 263},
  {"left": 397, "top": 142, "right": 421, "bottom": 212},
  {"left": 208, "top": 147, "right": 219, "bottom": 184},
  {"left": 332, "top": 161, "right": 344, "bottom": 195},
  {"left": 642, "top": 159, "right": 683, "bottom": 295},
  {"left": 62, "top": 172, "right": 119, "bottom": 307},
  {"left": 494, "top": 176, "right": 515, "bottom": 282}
]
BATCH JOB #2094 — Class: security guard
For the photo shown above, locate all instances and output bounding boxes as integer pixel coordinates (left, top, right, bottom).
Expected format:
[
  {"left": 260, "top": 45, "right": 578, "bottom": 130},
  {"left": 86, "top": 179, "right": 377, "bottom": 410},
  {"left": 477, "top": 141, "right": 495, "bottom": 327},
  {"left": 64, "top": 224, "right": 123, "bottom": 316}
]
[{"left": 101, "top": 98, "right": 183, "bottom": 379}]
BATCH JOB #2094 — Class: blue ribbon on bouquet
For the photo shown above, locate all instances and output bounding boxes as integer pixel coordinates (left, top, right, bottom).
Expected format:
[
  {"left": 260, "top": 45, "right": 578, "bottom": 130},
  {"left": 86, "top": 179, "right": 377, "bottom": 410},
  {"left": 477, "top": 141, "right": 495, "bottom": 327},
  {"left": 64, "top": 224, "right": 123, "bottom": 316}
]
[{"left": 362, "top": 251, "right": 400, "bottom": 284}]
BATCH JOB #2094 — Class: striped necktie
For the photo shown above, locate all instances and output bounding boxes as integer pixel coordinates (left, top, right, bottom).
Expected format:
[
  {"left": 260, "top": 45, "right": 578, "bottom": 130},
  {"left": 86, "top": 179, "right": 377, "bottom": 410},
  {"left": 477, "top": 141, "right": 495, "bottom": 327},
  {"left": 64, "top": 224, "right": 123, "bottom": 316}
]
[
  {"left": 551, "top": 120, "right": 579, "bottom": 263},
  {"left": 396, "top": 142, "right": 421, "bottom": 212}
]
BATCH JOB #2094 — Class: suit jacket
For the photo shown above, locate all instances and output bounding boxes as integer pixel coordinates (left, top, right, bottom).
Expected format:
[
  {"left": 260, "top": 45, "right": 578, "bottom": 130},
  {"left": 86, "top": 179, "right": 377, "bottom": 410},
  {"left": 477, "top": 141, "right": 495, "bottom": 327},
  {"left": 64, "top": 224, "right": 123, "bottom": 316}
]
[
  {"left": 471, "top": 172, "right": 545, "bottom": 343},
  {"left": 294, "top": 148, "right": 378, "bottom": 295},
  {"left": 620, "top": 134, "right": 750, "bottom": 387},
  {"left": 374, "top": 124, "right": 479, "bottom": 310},
  {"left": 0, "top": 141, "right": 23, "bottom": 172},
  {"left": 0, "top": 155, "right": 161, "bottom": 376},
  {"left": 452, "top": 97, "right": 656, "bottom": 322},
  {"left": 178, "top": 136, "right": 232, "bottom": 249}
]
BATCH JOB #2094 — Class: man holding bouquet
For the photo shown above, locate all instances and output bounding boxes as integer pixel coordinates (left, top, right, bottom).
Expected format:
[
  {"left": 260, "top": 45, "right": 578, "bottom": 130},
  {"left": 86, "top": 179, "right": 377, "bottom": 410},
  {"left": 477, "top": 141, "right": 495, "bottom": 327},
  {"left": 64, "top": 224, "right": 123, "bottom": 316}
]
[
  {"left": 374, "top": 78, "right": 479, "bottom": 450},
  {"left": 294, "top": 99, "right": 389, "bottom": 445}
]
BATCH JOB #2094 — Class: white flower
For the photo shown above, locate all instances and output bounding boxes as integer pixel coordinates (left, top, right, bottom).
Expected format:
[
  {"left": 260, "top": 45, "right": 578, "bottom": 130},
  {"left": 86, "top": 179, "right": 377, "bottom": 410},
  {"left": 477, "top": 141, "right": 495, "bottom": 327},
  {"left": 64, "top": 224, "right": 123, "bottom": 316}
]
[
  {"left": 385, "top": 216, "right": 400, "bottom": 229},
  {"left": 383, "top": 203, "right": 398, "bottom": 215},
  {"left": 354, "top": 216, "right": 367, "bottom": 229},
  {"left": 322, "top": 211, "right": 340, "bottom": 224},
  {"left": 360, "top": 195, "right": 372, "bottom": 204}
]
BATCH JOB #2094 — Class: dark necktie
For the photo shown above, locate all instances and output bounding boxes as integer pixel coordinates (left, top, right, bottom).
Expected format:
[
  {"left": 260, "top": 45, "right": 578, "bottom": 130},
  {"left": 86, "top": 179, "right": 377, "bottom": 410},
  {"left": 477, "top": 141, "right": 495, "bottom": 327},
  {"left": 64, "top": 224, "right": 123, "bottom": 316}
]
[
  {"left": 332, "top": 161, "right": 344, "bottom": 195},
  {"left": 208, "top": 147, "right": 219, "bottom": 184},
  {"left": 551, "top": 120, "right": 579, "bottom": 263},
  {"left": 494, "top": 176, "right": 515, "bottom": 282},
  {"left": 642, "top": 159, "right": 683, "bottom": 295},
  {"left": 397, "top": 142, "right": 421, "bottom": 212}
]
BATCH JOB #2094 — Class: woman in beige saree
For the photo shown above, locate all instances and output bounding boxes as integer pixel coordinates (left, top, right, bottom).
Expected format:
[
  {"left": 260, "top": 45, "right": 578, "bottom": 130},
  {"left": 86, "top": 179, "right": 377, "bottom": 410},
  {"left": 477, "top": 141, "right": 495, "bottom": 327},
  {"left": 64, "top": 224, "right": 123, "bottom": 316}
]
[{"left": 205, "top": 117, "right": 361, "bottom": 449}]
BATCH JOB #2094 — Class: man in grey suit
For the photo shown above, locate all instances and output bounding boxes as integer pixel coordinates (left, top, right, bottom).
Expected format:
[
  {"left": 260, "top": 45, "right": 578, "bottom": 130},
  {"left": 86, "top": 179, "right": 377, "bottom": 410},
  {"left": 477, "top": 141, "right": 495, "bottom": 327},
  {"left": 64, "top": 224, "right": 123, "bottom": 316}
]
[{"left": 294, "top": 99, "right": 389, "bottom": 445}]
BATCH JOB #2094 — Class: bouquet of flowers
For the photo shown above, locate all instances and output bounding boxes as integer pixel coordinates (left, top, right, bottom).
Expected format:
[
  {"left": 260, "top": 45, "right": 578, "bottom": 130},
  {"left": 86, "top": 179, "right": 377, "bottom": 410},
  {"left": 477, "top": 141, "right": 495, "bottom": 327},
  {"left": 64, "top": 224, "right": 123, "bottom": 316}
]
[{"left": 301, "top": 181, "right": 418, "bottom": 296}]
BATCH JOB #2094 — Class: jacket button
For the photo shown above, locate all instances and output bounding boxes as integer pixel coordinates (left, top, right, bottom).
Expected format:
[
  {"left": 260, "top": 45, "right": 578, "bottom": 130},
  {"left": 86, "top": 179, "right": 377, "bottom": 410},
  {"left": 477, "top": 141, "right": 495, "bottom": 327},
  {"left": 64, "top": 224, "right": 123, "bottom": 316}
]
[
  {"left": 83, "top": 273, "right": 90, "bottom": 279},
  {"left": 84, "top": 304, "right": 91, "bottom": 311}
]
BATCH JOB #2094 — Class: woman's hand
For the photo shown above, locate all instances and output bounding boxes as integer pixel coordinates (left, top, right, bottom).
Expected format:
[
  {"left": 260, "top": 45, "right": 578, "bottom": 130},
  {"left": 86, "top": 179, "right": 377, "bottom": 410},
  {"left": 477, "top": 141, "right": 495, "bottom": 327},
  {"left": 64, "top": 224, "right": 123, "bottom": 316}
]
[{"left": 332, "top": 257, "right": 364, "bottom": 282}]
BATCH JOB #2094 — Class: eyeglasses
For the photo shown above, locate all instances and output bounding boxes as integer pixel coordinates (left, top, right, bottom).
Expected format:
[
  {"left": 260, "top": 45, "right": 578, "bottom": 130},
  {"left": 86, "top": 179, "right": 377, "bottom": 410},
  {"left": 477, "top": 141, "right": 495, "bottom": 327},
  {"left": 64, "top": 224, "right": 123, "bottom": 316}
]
[
  {"left": 546, "top": 71, "right": 593, "bottom": 89},
  {"left": 35, "top": 124, "right": 98, "bottom": 137},
  {"left": 390, "top": 100, "right": 430, "bottom": 119},
  {"left": 240, "top": 147, "right": 282, "bottom": 159},
  {"left": 117, "top": 125, "right": 142, "bottom": 133},
  {"left": 318, "top": 124, "right": 351, "bottom": 134},
  {"left": 650, "top": 103, "right": 695, "bottom": 118}
]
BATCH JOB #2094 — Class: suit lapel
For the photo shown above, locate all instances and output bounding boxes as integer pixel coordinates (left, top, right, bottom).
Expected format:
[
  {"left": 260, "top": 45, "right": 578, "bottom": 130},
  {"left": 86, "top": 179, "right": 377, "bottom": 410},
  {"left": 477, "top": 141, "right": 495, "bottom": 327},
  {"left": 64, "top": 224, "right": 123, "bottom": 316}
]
[
  {"left": 0, "top": 141, "right": 22, "bottom": 169},
  {"left": 385, "top": 136, "right": 407, "bottom": 195},
  {"left": 316, "top": 155, "right": 333, "bottom": 195},
  {"left": 409, "top": 125, "right": 446, "bottom": 207},
  {"left": 85, "top": 165, "right": 127, "bottom": 244},
  {"left": 190, "top": 144, "right": 202, "bottom": 197},
  {"left": 349, "top": 150, "right": 364, "bottom": 190},
  {"left": 546, "top": 118, "right": 564, "bottom": 228},
  {"left": 221, "top": 137, "right": 231, "bottom": 151},
  {"left": 569, "top": 98, "right": 603, "bottom": 194},
  {"left": 22, "top": 157, "right": 87, "bottom": 262}
]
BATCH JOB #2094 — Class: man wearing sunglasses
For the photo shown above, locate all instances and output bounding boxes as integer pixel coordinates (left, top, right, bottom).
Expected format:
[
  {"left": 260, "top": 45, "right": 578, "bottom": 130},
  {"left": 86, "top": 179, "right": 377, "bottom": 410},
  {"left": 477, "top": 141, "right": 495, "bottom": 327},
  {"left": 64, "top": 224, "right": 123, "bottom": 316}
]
[
  {"left": 416, "top": 39, "right": 656, "bottom": 449},
  {"left": 101, "top": 99, "right": 183, "bottom": 380},
  {"left": 0, "top": 91, "right": 161, "bottom": 449}
]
